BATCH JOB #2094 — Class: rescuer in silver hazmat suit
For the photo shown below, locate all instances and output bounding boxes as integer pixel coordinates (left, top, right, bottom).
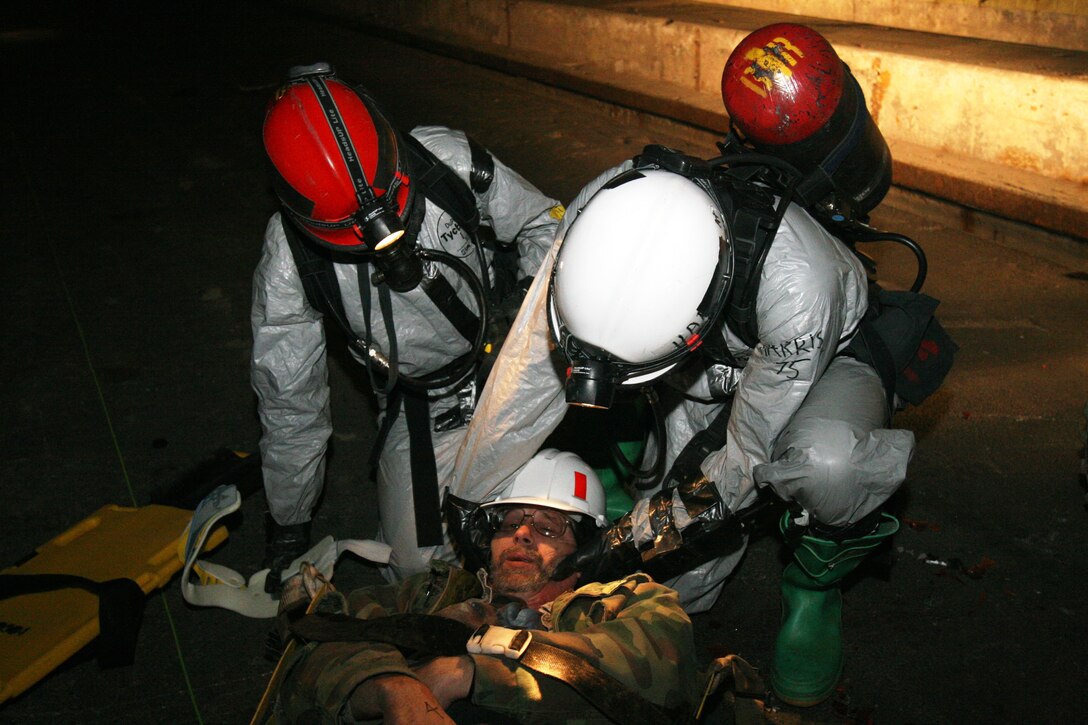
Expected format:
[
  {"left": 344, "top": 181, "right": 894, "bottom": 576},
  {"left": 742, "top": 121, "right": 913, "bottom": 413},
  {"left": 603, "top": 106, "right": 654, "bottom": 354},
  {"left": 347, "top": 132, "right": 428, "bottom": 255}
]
[
  {"left": 444, "top": 23, "right": 958, "bottom": 708},
  {"left": 446, "top": 157, "right": 913, "bottom": 708},
  {"left": 252, "top": 64, "right": 561, "bottom": 591}
]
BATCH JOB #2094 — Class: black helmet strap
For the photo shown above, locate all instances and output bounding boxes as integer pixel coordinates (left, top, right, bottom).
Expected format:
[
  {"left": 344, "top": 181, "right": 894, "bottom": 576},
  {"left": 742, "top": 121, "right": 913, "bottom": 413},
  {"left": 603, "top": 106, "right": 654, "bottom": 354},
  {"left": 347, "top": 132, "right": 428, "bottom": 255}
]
[{"left": 302, "top": 74, "right": 382, "bottom": 214}]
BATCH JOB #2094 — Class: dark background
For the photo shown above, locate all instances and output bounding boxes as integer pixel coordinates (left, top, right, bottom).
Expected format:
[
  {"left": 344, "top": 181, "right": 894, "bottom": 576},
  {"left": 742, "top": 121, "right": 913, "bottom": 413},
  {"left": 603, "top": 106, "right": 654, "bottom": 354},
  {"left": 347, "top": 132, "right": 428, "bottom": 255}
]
[{"left": 2, "top": 2, "right": 1086, "bottom": 722}]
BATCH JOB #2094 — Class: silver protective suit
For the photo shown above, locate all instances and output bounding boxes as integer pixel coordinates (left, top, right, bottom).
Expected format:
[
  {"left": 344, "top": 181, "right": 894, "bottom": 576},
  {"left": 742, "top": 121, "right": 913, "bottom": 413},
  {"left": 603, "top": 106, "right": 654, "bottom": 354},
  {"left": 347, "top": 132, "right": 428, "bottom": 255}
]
[
  {"left": 251, "top": 126, "right": 562, "bottom": 580},
  {"left": 447, "top": 161, "right": 916, "bottom": 611}
]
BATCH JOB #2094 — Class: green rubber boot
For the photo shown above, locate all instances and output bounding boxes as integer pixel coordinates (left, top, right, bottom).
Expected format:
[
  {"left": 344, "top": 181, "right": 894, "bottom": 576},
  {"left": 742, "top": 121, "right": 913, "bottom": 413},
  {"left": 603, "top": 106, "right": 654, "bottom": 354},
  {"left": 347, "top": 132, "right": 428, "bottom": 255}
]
[{"left": 771, "top": 512, "right": 899, "bottom": 706}]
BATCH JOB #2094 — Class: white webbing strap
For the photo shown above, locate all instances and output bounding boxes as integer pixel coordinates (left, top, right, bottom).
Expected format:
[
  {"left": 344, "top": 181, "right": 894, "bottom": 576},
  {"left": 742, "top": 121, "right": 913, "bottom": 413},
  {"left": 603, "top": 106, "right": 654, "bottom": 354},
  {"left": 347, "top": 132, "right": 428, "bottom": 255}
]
[{"left": 178, "top": 484, "right": 392, "bottom": 618}]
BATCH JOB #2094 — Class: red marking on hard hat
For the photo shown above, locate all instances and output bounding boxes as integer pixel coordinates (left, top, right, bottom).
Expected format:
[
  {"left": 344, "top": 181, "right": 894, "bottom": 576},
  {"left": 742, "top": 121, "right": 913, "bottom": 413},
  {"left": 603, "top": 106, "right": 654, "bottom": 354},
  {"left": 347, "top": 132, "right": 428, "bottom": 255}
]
[
  {"left": 686, "top": 333, "right": 703, "bottom": 349},
  {"left": 574, "top": 471, "right": 587, "bottom": 500}
]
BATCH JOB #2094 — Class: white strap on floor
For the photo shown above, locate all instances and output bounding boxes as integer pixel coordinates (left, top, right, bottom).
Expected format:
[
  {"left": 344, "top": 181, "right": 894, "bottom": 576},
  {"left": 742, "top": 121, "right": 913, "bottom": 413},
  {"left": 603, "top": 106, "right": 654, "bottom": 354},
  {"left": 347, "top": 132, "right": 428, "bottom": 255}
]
[{"left": 178, "top": 484, "right": 392, "bottom": 619}]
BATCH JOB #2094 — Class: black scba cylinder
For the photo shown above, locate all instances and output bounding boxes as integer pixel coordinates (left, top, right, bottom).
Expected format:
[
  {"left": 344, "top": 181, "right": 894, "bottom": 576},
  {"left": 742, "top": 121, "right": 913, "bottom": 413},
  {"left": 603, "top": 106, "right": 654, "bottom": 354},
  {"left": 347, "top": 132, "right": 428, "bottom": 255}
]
[{"left": 769, "top": 70, "right": 892, "bottom": 218}]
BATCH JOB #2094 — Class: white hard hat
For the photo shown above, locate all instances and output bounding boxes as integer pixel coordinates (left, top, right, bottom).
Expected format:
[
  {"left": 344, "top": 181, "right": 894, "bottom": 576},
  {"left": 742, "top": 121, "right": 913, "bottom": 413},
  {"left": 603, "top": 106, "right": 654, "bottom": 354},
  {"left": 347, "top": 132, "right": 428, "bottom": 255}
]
[
  {"left": 483, "top": 449, "right": 608, "bottom": 528},
  {"left": 548, "top": 167, "right": 733, "bottom": 407}
]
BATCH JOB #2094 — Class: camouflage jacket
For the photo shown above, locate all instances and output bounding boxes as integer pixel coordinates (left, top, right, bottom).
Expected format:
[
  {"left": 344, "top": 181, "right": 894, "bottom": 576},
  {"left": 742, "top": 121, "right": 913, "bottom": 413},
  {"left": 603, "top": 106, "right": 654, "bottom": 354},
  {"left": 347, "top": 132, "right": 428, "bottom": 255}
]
[{"left": 274, "top": 560, "right": 700, "bottom": 724}]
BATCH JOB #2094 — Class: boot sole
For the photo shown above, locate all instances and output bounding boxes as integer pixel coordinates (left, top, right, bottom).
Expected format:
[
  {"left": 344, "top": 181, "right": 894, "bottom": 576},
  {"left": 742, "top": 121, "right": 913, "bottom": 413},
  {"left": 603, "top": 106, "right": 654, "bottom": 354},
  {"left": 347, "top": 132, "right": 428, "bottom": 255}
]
[{"left": 771, "top": 677, "right": 838, "bottom": 708}]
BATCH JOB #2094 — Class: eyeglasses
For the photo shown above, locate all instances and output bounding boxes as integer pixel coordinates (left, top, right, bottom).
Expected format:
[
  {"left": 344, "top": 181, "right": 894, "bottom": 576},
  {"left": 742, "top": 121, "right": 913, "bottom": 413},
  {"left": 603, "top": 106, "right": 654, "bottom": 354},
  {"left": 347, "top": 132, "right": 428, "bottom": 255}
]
[{"left": 492, "top": 508, "right": 572, "bottom": 539}]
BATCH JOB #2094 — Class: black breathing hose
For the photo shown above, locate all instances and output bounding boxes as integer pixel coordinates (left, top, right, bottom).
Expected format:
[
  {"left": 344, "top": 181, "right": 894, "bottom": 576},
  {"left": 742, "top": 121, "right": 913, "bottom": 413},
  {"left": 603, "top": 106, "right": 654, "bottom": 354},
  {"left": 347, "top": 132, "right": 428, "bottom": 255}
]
[
  {"left": 844, "top": 226, "right": 929, "bottom": 292},
  {"left": 608, "top": 388, "right": 669, "bottom": 491},
  {"left": 353, "top": 247, "right": 491, "bottom": 395},
  {"left": 710, "top": 152, "right": 928, "bottom": 292}
]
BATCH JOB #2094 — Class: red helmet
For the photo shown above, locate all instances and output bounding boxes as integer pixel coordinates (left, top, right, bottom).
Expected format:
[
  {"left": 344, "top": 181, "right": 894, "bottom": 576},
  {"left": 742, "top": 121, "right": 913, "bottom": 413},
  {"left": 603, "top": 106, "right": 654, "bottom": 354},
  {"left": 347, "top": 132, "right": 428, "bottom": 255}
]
[{"left": 263, "top": 63, "right": 413, "bottom": 251}]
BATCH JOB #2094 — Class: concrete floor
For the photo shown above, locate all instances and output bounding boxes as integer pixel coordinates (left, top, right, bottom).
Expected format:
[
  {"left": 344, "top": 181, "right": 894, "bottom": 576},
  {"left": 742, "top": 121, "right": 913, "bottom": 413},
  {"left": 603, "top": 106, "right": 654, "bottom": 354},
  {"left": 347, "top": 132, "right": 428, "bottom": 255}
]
[{"left": 2, "top": 1, "right": 1087, "bottom": 723}]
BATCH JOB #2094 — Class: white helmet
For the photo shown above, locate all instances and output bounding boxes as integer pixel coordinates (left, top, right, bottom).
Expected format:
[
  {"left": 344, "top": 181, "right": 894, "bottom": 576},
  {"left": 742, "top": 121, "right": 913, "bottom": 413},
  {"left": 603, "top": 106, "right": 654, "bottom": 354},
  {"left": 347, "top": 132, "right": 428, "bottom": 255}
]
[
  {"left": 549, "top": 164, "right": 733, "bottom": 408},
  {"left": 483, "top": 449, "right": 608, "bottom": 528}
]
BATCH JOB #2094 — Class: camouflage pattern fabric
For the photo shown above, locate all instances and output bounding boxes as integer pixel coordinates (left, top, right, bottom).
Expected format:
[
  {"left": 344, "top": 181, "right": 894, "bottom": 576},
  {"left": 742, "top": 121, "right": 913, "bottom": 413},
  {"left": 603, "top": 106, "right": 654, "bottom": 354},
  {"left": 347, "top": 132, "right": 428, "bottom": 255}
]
[{"left": 272, "top": 561, "right": 699, "bottom": 724}]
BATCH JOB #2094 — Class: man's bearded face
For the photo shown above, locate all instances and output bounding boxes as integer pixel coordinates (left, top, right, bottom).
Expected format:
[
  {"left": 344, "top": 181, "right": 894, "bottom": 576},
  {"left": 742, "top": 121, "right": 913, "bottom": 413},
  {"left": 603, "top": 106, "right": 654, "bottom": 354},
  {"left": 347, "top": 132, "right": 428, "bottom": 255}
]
[
  {"left": 492, "top": 543, "right": 553, "bottom": 595},
  {"left": 488, "top": 506, "right": 578, "bottom": 598}
]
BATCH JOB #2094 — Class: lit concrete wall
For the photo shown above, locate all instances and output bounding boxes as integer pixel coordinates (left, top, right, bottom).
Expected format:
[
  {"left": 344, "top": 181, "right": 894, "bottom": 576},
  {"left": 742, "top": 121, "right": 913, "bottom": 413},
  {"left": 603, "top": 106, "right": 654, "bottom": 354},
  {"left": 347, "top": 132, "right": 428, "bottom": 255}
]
[
  {"left": 294, "top": 0, "right": 1088, "bottom": 239},
  {"left": 696, "top": 0, "right": 1088, "bottom": 53}
]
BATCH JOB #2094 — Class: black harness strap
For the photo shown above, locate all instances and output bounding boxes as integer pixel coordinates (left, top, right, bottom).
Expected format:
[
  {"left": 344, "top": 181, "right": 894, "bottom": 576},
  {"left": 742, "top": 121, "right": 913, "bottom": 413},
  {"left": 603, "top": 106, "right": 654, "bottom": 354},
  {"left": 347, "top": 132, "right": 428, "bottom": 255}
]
[
  {"left": 0, "top": 574, "right": 145, "bottom": 668},
  {"left": 466, "top": 135, "right": 513, "bottom": 257},
  {"left": 843, "top": 318, "right": 898, "bottom": 412},
  {"left": 712, "top": 173, "right": 781, "bottom": 349},
  {"left": 290, "top": 612, "right": 471, "bottom": 655},
  {"left": 370, "top": 274, "right": 444, "bottom": 541},
  {"left": 401, "top": 133, "right": 482, "bottom": 234},
  {"left": 403, "top": 391, "right": 445, "bottom": 547},
  {"left": 467, "top": 136, "right": 495, "bottom": 194},
  {"left": 517, "top": 635, "right": 690, "bottom": 725},
  {"left": 281, "top": 218, "right": 350, "bottom": 327},
  {"left": 291, "top": 613, "right": 691, "bottom": 725},
  {"left": 661, "top": 398, "right": 734, "bottom": 491},
  {"left": 368, "top": 387, "right": 402, "bottom": 478},
  {"left": 419, "top": 268, "right": 481, "bottom": 345}
]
